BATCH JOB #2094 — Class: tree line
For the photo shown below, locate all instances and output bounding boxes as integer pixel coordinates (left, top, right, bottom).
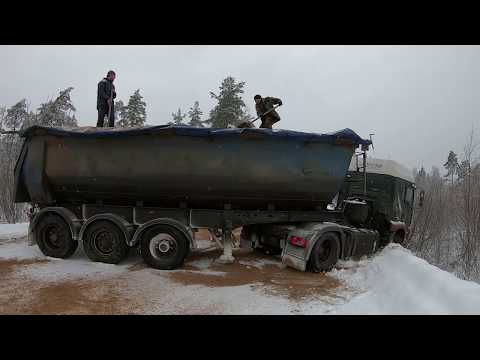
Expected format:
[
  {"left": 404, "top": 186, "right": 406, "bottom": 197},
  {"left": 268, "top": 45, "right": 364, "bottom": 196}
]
[
  {"left": 0, "top": 87, "right": 79, "bottom": 223},
  {"left": 115, "top": 75, "right": 252, "bottom": 128},
  {"left": 0, "top": 85, "right": 146, "bottom": 222},
  {"left": 407, "top": 130, "right": 480, "bottom": 282},
  {"left": 169, "top": 76, "right": 251, "bottom": 128},
  {"left": 0, "top": 75, "right": 251, "bottom": 132}
]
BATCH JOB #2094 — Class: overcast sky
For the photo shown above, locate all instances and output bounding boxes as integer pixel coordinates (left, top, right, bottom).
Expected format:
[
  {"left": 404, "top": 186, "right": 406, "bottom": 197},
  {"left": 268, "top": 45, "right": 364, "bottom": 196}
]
[{"left": 1, "top": 45, "right": 479, "bottom": 172}]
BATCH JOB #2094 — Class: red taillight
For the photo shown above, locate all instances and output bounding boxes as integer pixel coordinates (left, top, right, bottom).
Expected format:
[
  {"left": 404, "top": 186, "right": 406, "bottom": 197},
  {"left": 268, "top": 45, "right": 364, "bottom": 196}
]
[{"left": 289, "top": 235, "right": 307, "bottom": 248}]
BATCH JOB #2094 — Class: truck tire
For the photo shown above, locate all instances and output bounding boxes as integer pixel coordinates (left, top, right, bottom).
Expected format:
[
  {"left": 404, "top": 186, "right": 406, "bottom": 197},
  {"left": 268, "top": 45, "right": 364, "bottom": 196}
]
[
  {"left": 140, "top": 225, "right": 189, "bottom": 270},
  {"left": 83, "top": 220, "right": 129, "bottom": 264},
  {"left": 308, "top": 232, "right": 340, "bottom": 272},
  {"left": 35, "top": 213, "right": 78, "bottom": 258}
]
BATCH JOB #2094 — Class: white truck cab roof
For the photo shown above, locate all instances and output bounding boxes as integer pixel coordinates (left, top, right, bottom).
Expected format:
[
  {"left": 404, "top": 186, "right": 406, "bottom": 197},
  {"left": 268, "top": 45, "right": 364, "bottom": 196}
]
[{"left": 349, "top": 157, "right": 415, "bottom": 184}]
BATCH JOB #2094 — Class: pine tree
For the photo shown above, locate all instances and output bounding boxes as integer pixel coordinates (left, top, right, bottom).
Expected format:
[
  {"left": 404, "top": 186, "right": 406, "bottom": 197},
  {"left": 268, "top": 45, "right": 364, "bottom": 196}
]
[
  {"left": 171, "top": 108, "right": 187, "bottom": 125},
  {"left": 36, "top": 87, "right": 77, "bottom": 127},
  {"left": 443, "top": 150, "right": 458, "bottom": 185},
  {"left": 205, "top": 76, "right": 248, "bottom": 128},
  {"left": 114, "top": 100, "right": 128, "bottom": 127},
  {"left": 118, "top": 89, "right": 147, "bottom": 127},
  {"left": 240, "top": 105, "right": 253, "bottom": 122},
  {"left": 415, "top": 166, "right": 427, "bottom": 187},
  {"left": 431, "top": 166, "right": 442, "bottom": 180},
  {"left": 1, "top": 100, "right": 30, "bottom": 223},
  {"left": 21, "top": 111, "right": 39, "bottom": 130},
  {"left": 418, "top": 166, "right": 427, "bottom": 179},
  {"left": 5, "top": 99, "right": 28, "bottom": 130},
  {"left": 187, "top": 101, "right": 204, "bottom": 127}
]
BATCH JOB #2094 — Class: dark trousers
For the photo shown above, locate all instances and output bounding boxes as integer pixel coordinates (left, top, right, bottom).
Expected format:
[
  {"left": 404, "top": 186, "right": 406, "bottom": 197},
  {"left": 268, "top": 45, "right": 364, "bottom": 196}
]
[
  {"left": 97, "top": 106, "right": 114, "bottom": 127},
  {"left": 260, "top": 116, "right": 276, "bottom": 129}
]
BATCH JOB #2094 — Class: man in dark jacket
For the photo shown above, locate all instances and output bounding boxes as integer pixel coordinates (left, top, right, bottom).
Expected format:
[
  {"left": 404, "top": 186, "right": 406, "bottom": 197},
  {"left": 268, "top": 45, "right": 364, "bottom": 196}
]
[
  {"left": 254, "top": 94, "right": 282, "bottom": 129},
  {"left": 97, "top": 70, "right": 117, "bottom": 127}
]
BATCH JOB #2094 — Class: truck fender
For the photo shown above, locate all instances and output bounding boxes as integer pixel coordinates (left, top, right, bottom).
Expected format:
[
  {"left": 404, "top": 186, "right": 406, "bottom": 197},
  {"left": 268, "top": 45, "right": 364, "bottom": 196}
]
[
  {"left": 78, "top": 213, "right": 134, "bottom": 245},
  {"left": 129, "top": 218, "right": 195, "bottom": 249},
  {"left": 304, "top": 223, "right": 346, "bottom": 261},
  {"left": 29, "top": 207, "right": 82, "bottom": 244}
]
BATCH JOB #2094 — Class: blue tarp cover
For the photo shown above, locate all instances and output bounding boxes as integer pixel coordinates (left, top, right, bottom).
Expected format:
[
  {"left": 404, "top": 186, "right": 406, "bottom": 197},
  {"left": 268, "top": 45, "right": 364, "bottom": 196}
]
[{"left": 21, "top": 124, "right": 372, "bottom": 146}]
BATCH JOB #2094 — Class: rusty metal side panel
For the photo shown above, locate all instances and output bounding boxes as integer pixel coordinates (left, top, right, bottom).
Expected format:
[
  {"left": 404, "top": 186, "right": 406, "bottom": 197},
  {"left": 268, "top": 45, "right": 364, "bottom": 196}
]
[{"left": 34, "top": 132, "right": 354, "bottom": 209}]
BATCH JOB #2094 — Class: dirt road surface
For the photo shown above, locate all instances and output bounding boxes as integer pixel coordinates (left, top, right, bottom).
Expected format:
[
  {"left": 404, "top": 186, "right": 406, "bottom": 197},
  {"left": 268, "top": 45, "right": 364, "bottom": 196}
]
[{"left": 0, "top": 230, "right": 349, "bottom": 315}]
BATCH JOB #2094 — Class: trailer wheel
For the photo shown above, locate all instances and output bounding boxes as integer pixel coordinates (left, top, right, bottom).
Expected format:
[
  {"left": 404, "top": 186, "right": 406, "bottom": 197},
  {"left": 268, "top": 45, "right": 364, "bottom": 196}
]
[
  {"left": 36, "top": 213, "right": 78, "bottom": 258},
  {"left": 308, "top": 232, "right": 340, "bottom": 272},
  {"left": 83, "top": 220, "right": 129, "bottom": 264},
  {"left": 140, "top": 225, "right": 189, "bottom": 270}
]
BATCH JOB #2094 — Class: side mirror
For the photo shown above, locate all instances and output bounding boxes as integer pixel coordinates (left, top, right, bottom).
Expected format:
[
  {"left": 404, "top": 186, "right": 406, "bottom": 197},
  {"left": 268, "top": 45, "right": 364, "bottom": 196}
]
[{"left": 419, "top": 190, "right": 425, "bottom": 208}]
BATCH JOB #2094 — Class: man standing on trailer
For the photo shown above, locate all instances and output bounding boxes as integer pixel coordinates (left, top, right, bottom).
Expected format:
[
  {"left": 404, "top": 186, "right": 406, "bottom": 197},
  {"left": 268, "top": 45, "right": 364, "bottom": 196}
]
[
  {"left": 96, "top": 70, "right": 117, "bottom": 127},
  {"left": 254, "top": 94, "right": 282, "bottom": 129}
]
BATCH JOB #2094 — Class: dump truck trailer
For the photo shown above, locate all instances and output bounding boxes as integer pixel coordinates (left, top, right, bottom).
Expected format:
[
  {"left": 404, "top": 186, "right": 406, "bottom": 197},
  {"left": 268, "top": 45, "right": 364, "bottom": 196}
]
[{"left": 14, "top": 125, "right": 415, "bottom": 271}]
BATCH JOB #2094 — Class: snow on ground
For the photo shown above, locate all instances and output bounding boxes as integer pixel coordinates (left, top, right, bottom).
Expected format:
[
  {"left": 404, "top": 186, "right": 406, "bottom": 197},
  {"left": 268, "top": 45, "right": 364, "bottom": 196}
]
[
  {"left": 327, "top": 244, "right": 480, "bottom": 315},
  {"left": 1, "top": 224, "right": 480, "bottom": 314},
  {"left": 238, "top": 257, "right": 283, "bottom": 269},
  {"left": 187, "top": 257, "right": 215, "bottom": 270},
  {"left": 0, "top": 222, "right": 29, "bottom": 239}
]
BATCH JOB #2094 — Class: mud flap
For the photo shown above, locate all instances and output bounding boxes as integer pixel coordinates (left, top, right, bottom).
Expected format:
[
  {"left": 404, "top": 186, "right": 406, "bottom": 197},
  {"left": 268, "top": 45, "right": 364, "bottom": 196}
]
[{"left": 281, "top": 243, "right": 308, "bottom": 271}]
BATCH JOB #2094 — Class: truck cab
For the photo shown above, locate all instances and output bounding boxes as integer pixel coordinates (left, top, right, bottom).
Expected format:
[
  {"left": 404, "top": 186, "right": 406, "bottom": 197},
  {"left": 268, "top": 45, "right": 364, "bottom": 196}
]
[
  {"left": 343, "top": 157, "right": 416, "bottom": 243},
  {"left": 255, "top": 157, "right": 416, "bottom": 272}
]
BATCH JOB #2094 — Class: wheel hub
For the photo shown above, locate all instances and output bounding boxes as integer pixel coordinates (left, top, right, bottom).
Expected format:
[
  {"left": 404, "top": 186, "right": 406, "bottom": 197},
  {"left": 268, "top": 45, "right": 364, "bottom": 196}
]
[
  {"left": 48, "top": 231, "right": 58, "bottom": 243},
  {"left": 94, "top": 231, "right": 115, "bottom": 255},
  {"left": 158, "top": 240, "right": 170, "bottom": 253},
  {"left": 150, "top": 234, "right": 176, "bottom": 260},
  {"left": 45, "top": 226, "right": 62, "bottom": 249}
]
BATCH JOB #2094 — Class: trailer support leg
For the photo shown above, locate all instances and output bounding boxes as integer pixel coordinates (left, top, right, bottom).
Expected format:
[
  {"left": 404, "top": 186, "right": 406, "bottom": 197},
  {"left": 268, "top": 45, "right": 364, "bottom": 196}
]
[{"left": 217, "top": 223, "right": 234, "bottom": 264}]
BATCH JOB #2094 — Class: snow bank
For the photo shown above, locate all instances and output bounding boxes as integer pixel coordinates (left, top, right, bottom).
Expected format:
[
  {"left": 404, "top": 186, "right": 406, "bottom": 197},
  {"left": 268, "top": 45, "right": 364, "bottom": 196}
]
[
  {"left": 0, "top": 223, "right": 29, "bottom": 239},
  {"left": 0, "top": 240, "right": 44, "bottom": 260},
  {"left": 327, "top": 244, "right": 480, "bottom": 314}
]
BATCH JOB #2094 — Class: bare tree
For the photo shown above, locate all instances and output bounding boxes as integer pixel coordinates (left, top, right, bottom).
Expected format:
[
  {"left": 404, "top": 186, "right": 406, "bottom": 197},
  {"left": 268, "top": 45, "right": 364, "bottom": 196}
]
[
  {"left": 0, "top": 106, "right": 6, "bottom": 131},
  {"left": 407, "top": 166, "right": 452, "bottom": 266},
  {"left": 454, "top": 129, "right": 480, "bottom": 280},
  {"left": 408, "top": 128, "right": 480, "bottom": 282}
]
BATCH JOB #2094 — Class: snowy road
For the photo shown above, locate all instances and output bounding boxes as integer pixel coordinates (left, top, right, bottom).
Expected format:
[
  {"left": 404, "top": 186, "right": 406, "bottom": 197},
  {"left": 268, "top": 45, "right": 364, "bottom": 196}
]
[{"left": 1, "top": 223, "right": 480, "bottom": 314}]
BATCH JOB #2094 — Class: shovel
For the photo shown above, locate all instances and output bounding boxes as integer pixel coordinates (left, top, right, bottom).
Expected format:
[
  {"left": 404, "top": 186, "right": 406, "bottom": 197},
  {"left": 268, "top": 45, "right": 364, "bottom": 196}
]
[{"left": 249, "top": 104, "right": 282, "bottom": 125}]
